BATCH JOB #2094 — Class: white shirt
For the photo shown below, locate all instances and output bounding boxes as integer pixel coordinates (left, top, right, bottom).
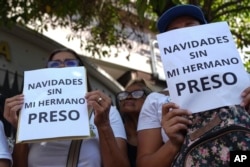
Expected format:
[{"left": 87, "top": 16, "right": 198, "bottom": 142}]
[
  {"left": 0, "top": 121, "right": 12, "bottom": 164},
  {"left": 28, "top": 106, "right": 126, "bottom": 167},
  {"left": 137, "top": 92, "right": 170, "bottom": 142}
]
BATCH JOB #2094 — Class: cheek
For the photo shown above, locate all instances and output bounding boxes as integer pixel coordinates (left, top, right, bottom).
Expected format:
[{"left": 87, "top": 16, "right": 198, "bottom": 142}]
[{"left": 136, "top": 101, "right": 145, "bottom": 109}]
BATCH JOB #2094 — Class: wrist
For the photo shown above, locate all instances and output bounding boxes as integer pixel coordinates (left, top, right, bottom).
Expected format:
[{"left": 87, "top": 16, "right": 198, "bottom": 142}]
[
  {"left": 166, "top": 140, "right": 182, "bottom": 155},
  {"left": 96, "top": 122, "right": 111, "bottom": 131}
]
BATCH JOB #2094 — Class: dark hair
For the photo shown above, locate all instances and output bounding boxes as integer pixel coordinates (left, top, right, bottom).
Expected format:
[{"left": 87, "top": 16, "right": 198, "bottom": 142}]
[
  {"left": 126, "top": 80, "right": 152, "bottom": 96},
  {"left": 47, "top": 48, "right": 84, "bottom": 67}
]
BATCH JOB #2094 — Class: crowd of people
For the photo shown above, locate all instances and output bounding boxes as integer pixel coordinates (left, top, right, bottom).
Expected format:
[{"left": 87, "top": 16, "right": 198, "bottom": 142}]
[{"left": 1, "top": 4, "right": 250, "bottom": 167}]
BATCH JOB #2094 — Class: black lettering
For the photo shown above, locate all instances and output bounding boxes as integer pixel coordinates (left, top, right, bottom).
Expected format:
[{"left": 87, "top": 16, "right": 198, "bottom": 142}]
[
  {"left": 189, "top": 52, "right": 195, "bottom": 59},
  {"left": 200, "top": 39, "right": 208, "bottom": 46},
  {"left": 179, "top": 42, "right": 187, "bottom": 50},
  {"left": 47, "top": 89, "right": 52, "bottom": 95},
  {"left": 50, "top": 111, "right": 57, "bottom": 122},
  {"left": 52, "top": 80, "right": 58, "bottom": 85},
  {"left": 176, "top": 83, "right": 186, "bottom": 96},
  {"left": 28, "top": 84, "right": 35, "bottom": 90},
  {"left": 223, "top": 36, "right": 229, "bottom": 43},
  {"left": 65, "top": 79, "right": 72, "bottom": 85},
  {"left": 59, "top": 110, "right": 67, "bottom": 121},
  {"left": 58, "top": 79, "right": 65, "bottom": 85},
  {"left": 223, "top": 72, "right": 237, "bottom": 85},
  {"left": 39, "top": 112, "right": 48, "bottom": 123},
  {"left": 211, "top": 74, "right": 222, "bottom": 88},
  {"left": 68, "top": 110, "right": 80, "bottom": 121},
  {"left": 200, "top": 77, "right": 211, "bottom": 91},
  {"left": 167, "top": 69, "right": 179, "bottom": 78},
  {"left": 164, "top": 47, "right": 172, "bottom": 54},
  {"left": 173, "top": 45, "right": 181, "bottom": 52},
  {"left": 191, "top": 41, "right": 199, "bottom": 47},
  {"left": 216, "top": 36, "right": 223, "bottom": 43},
  {"left": 28, "top": 114, "right": 37, "bottom": 124},
  {"left": 78, "top": 79, "right": 83, "bottom": 85},
  {"left": 188, "top": 80, "right": 201, "bottom": 94},
  {"left": 208, "top": 37, "right": 216, "bottom": 44},
  {"left": 25, "top": 102, "right": 35, "bottom": 109},
  {"left": 41, "top": 81, "right": 49, "bottom": 87}
]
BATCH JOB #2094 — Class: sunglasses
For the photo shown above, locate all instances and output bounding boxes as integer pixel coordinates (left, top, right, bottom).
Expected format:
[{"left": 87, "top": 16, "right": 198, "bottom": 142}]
[
  {"left": 47, "top": 59, "right": 79, "bottom": 68},
  {"left": 116, "top": 90, "right": 146, "bottom": 101}
]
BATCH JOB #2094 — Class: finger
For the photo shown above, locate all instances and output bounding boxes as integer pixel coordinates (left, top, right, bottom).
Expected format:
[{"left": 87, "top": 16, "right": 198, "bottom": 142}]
[
  {"left": 241, "top": 87, "right": 250, "bottom": 107},
  {"left": 163, "top": 109, "right": 192, "bottom": 123},
  {"left": 166, "top": 115, "right": 192, "bottom": 127},
  {"left": 85, "top": 90, "right": 102, "bottom": 99},
  {"left": 87, "top": 95, "right": 108, "bottom": 107},
  {"left": 166, "top": 123, "right": 189, "bottom": 135},
  {"left": 4, "top": 96, "right": 24, "bottom": 117},
  {"left": 162, "top": 102, "right": 178, "bottom": 116},
  {"left": 85, "top": 91, "right": 107, "bottom": 104},
  {"left": 86, "top": 93, "right": 111, "bottom": 115},
  {"left": 9, "top": 104, "right": 23, "bottom": 117},
  {"left": 4, "top": 95, "right": 24, "bottom": 127},
  {"left": 241, "top": 87, "right": 250, "bottom": 98}
]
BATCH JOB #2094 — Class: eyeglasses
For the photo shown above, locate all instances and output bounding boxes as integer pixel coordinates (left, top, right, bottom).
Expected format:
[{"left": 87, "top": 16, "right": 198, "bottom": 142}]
[
  {"left": 47, "top": 59, "right": 79, "bottom": 68},
  {"left": 116, "top": 90, "right": 146, "bottom": 101}
]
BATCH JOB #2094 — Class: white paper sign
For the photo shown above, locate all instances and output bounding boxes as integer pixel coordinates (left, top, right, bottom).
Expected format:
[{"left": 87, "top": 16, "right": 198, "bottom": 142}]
[
  {"left": 157, "top": 22, "right": 250, "bottom": 113},
  {"left": 16, "top": 67, "right": 90, "bottom": 143}
]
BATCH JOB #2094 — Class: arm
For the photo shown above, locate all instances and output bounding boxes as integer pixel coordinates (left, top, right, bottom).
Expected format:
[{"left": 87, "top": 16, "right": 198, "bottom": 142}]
[
  {"left": 12, "top": 143, "right": 29, "bottom": 167},
  {"left": 3, "top": 94, "right": 28, "bottom": 167},
  {"left": 137, "top": 128, "right": 179, "bottom": 167},
  {"left": 0, "top": 160, "right": 11, "bottom": 167},
  {"left": 85, "top": 90, "right": 129, "bottom": 167},
  {"left": 4, "top": 94, "right": 24, "bottom": 128},
  {"left": 97, "top": 124, "right": 129, "bottom": 167},
  {"left": 137, "top": 103, "right": 191, "bottom": 167}
]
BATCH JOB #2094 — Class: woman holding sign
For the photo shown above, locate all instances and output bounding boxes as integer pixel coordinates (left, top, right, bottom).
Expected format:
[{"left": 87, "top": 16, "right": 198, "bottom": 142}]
[
  {"left": 137, "top": 4, "right": 250, "bottom": 167},
  {"left": 4, "top": 48, "right": 129, "bottom": 167}
]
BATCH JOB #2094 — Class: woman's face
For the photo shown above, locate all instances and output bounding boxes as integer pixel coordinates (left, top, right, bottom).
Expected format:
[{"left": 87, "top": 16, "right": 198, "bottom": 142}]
[
  {"left": 166, "top": 16, "right": 200, "bottom": 31},
  {"left": 119, "top": 84, "right": 146, "bottom": 114},
  {"left": 48, "top": 51, "right": 79, "bottom": 68}
]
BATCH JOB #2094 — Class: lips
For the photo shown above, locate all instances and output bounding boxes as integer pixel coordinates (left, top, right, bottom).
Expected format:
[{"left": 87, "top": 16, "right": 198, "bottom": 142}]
[{"left": 123, "top": 101, "right": 135, "bottom": 107}]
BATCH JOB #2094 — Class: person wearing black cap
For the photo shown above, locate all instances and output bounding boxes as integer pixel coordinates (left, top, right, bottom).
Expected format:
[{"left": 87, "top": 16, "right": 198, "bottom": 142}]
[
  {"left": 137, "top": 4, "right": 250, "bottom": 167},
  {"left": 157, "top": 4, "right": 207, "bottom": 33}
]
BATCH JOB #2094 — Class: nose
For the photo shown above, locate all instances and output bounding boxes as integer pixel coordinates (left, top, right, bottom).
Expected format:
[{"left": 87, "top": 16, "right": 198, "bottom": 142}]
[
  {"left": 58, "top": 62, "right": 66, "bottom": 68},
  {"left": 126, "top": 92, "right": 134, "bottom": 99}
]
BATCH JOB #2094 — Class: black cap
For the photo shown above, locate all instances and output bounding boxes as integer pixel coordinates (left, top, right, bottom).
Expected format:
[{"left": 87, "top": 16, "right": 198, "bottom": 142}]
[{"left": 157, "top": 4, "right": 207, "bottom": 33}]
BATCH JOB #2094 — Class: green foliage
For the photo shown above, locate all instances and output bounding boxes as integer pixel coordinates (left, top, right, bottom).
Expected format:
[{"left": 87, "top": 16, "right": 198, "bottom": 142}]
[
  {"left": 0, "top": 0, "right": 250, "bottom": 64},
  {"left": 0, "top": 0, "right": 132, "bottom": 57},
  {"left": 135, "top": 0, "right": 250, "bottom": 71},
  {"left": 243, "top": 51, "right": 250, "bottom": 73}
]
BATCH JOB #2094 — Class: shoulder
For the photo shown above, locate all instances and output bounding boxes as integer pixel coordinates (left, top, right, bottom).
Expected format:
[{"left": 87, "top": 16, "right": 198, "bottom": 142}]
[
  {"left": 146, "top": 91, "right": 167, "bottom": 100},
  {"left": 109, "top": 105, "right": 122, "bottom": 118},
  {"left": 109, "top": 106, "right": 126, "bottom": 139},
  {"left": 144, "top": 91, "right": 170, "bottom": 106}
]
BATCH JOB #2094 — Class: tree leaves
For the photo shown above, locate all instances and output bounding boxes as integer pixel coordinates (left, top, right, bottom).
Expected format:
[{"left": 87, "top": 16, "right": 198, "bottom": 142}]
[{"left": 0, "top": 0, "right": 249, "bottom": 69}]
